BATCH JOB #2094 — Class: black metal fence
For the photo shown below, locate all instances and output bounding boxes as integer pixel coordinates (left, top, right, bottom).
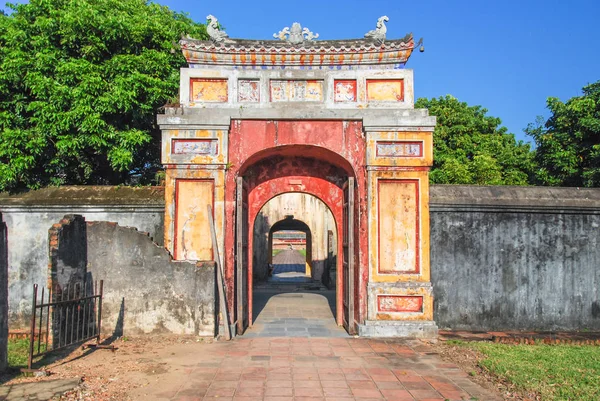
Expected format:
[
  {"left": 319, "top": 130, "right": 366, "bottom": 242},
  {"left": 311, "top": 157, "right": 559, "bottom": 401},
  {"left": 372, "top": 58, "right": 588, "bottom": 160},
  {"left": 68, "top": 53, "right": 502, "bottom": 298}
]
[{"left": 27, "top": 280, "right": 104, "bottom": 370}]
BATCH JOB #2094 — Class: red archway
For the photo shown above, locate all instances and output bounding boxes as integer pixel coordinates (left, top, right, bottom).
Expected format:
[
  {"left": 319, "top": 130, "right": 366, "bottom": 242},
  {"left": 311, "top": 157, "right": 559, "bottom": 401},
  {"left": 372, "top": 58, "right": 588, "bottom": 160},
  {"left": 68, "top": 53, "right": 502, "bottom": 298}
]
[
  {"left": 248, "top": 180, "right": 343, "bottom": 326},
  {"left": 224, "top": 120, "right": 368, "bottom": 335},
  {"left": 243, "top": 150, "right": 350, "bottom": 327}
]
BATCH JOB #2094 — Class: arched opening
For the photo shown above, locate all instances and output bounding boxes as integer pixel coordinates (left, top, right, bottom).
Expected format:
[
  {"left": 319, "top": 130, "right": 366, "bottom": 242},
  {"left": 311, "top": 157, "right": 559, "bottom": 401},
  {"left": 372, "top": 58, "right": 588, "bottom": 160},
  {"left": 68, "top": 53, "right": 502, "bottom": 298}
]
[
  {"left": 269, "top": 219, "right": 311, "bottom": 281},
  {"left": 233, "top": 145, "right": 356, "bottom": 336},
  {"left": 250, "top": 192, "right": 341, "bottom": 336}
]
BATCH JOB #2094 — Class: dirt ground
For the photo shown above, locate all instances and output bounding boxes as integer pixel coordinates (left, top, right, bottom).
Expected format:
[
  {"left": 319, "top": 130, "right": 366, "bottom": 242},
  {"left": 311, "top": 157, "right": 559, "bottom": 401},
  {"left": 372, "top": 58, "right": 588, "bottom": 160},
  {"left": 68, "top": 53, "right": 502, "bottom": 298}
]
[
  {"left": 3, "top": 336, "right": 213, "bottom": 401},
  {"left": 1, "top": 336, "right": 537, "bottom": 401}
]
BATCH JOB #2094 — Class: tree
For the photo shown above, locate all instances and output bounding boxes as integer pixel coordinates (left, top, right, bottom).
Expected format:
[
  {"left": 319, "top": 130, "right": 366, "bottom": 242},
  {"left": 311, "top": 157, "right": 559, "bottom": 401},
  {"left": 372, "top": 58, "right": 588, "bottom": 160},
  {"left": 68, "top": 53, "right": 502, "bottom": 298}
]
[
  {"left": 526, "top": 81, "right": 600, "bottom": 187},
  {"left": 416, "top": 96, "right": 535, "bottom": 185},
  {"left": 0, "top": 0, "right": 207, "bottom": 191}
]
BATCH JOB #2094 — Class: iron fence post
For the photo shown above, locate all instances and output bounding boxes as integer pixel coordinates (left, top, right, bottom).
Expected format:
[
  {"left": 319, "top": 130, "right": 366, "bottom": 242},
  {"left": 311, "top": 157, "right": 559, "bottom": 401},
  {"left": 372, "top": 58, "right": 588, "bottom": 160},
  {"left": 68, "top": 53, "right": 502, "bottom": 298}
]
[
  {"left": 96, "top": 280, "right": 103, "bottom": 344},
  {"left": 27, "top": 284, "right": 38, "bottom": 370}
]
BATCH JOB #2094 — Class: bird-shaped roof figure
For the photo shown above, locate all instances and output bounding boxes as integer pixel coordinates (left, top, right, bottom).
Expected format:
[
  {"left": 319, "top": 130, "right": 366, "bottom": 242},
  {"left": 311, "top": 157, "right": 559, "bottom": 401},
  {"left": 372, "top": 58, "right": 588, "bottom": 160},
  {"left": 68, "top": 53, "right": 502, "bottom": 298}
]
[
  {"left": 364, "top": 16, "right": 389, "bottom": 44},
  {"left": 206, "top": 15, "right": 229, "bottom": 43}
]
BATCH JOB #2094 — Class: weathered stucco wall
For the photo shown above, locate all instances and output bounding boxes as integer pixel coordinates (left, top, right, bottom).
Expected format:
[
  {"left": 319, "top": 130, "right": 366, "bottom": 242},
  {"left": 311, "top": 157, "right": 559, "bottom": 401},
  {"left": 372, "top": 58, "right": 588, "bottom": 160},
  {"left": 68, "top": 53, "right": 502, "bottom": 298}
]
[
  {"left": 4, "top": 185, "right": 600, "bottom": 334},
  {"left": 430, "top": 185, "right": 600, "bottom": 331},
  {"left": 0, "top": 187, "right": 164, "bottom": 328},
  {"left": 85, "top": 221, "right": 215, "bottom": 336},
  {"left": 43, "top": 213, "right": 215, "bottom": 336},
  {"left": 0, "top": 213, "right": 8, "bottom": 371}
]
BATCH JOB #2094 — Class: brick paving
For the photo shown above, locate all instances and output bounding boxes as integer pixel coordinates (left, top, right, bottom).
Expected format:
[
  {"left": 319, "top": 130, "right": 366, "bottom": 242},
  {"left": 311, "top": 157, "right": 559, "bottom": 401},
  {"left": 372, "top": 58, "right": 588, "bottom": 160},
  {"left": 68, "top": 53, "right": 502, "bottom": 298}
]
[
  {"left": 245, "top": 290, "right": 347, "bottom": 338},
  {"left": 130, "top": 337, "right": 502, "bottom": 401},
  {"left": 246, "top": 249, "right": 346, "bottom": 338},
  {"left": 128, "top": 250, "right": 501, "bottom": 400}
]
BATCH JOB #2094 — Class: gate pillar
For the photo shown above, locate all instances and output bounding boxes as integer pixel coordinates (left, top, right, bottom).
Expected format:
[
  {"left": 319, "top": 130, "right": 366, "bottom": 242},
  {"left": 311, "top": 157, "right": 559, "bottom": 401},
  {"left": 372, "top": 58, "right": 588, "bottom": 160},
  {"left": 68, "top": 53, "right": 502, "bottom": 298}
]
[
  {"left": 160, "top": 121, "right": 229, "bottom": 263},
  {"left": 359, "top": 114, "right": 438, "bottom": 338}
]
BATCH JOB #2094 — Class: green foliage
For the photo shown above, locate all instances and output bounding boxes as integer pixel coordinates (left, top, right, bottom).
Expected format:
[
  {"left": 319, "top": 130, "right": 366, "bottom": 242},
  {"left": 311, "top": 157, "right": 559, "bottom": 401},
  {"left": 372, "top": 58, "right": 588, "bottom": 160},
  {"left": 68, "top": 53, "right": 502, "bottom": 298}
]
[
  {"left": 471, "top": 343, "right": 600, "bottom": 401},
  {"left": 526, "top": 81, "right": 600, "bottom": 187},
  {"left": 0, "top": 0, "right": 207, "bottom": 191},
  {"left": 416, "top": 96, "right": 535, "bottom": 185}
]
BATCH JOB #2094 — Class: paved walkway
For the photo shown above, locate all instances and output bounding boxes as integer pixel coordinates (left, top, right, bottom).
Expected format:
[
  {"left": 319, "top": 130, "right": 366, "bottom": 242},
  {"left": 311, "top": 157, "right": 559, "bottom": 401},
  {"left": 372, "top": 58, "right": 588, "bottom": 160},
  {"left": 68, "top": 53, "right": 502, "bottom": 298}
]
[
  {"left": 129, "top": 337, "right": 501, "bottom": 401},
  {"left": 245, "top": 290, "right": 348, "bottom": 338},
  {"left": 244, "top": 249, "right": 346, "bottom": 338},
  {"left": 271, "top": 250, "right": 309, "bottom": 282},
  {"left": 0, "top": 378, "right": 81, "bottom": 401}
]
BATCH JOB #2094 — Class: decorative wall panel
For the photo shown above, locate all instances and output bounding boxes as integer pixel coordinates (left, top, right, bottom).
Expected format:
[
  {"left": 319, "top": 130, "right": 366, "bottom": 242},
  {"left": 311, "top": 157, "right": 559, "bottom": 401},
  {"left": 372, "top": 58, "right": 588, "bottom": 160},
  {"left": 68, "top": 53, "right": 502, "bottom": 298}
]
[
  {"left": 376, "top": 141, "right": 423, "bottom": 158},
  {"left": 270, "top": 80, "right": 323, "bottom": 102},
  {"left": 367, "top": 79, "right": 404, "bottom": 102},
  {"left": 238, "top": 79, "right": 260, "bottom": 102},
  {"left": 190, "top": 78, "right": 228, "bottom": 103},
  {"left": 172, "top": 139, "right": 218, "bottom": 155},
  {"left": 378, "top": 180, "right": 420, "bottom": 274},
  {"left": 175, "top": 180, "right": 214, "bottom": 261},
  {"left": 377, "top": 295, "right": 423, "bottom": 313},
  {"left": 334, "top": 80, "right": 357, "bottom": 102}
]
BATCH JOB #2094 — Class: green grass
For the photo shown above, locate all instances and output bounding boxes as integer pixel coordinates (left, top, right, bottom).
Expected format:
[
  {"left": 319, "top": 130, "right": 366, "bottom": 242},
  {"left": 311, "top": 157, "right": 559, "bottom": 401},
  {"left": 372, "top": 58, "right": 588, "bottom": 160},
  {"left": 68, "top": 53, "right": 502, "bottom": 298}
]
[
  {"left": 272, "top": 248, "right": 307, "bottom": 258},
  {"left": 7, "top": 338, "right": 31, "bottom": 368},
  {"left": 468, "top": 342, "right": 600, "bottom": 401}
]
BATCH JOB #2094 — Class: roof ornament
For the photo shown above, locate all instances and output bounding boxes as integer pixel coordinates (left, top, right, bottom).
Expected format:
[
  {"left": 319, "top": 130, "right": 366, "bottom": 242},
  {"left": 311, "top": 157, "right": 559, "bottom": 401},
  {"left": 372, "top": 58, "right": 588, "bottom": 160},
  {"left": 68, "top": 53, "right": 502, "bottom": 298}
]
[
  {"left": 364, "top": 15, "right": 389, "bottom": 45},
  {"left": 206, "top": 15, "right": 229, "bottom": 43},
  {"left": 273, "top": 22, "right": 319, "bottom": 45}
]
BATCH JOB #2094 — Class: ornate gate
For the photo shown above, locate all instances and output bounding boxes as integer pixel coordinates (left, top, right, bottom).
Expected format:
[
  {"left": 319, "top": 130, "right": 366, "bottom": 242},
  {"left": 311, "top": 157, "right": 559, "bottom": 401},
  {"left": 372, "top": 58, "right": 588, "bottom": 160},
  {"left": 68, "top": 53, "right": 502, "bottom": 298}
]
[{"left": 158, "top": 15, "right": 438, "bottom": 338}]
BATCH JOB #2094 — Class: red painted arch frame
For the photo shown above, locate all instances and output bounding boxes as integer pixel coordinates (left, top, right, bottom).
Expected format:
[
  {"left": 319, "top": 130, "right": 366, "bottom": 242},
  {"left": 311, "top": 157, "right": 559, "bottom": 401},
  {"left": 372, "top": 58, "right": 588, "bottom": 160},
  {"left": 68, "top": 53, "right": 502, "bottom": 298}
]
[{"left": 247, "top": 176, "right": 344, "bottom": 326}]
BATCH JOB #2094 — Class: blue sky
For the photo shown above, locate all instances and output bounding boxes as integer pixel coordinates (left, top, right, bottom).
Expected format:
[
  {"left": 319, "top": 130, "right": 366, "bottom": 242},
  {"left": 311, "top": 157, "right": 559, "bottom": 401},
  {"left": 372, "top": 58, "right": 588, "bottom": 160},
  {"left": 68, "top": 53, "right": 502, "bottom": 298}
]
[{"left": 3, "top": 0, "right": 599, "bottom": 143}]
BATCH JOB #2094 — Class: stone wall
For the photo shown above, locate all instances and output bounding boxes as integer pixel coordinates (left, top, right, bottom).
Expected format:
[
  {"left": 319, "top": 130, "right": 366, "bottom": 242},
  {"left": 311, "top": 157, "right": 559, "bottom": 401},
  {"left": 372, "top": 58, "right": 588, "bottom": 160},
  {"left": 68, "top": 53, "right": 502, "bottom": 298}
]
[
  {"left": 0, "top": 213, "right": 8, "bottom": 371},
  {"left": 85, "top": 220, "right": 215, "bottom": 336},
  {"left": 4, "top": 185, "right": 600, "bottom": 334},
  {"left": 0, "top": 186, "right": 164, "bottom": 328},
  {"left": 430, "top": 185, "right": 600, "bottom": 331}
]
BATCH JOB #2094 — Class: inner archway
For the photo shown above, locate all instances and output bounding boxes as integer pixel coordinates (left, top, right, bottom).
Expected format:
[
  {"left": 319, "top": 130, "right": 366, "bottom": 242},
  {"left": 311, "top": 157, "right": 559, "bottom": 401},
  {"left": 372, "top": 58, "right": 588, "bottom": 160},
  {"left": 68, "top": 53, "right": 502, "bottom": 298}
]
[
  {"left": 231, "top": 144, "right": 359, "bottom": 336},
  {"left": 246, "top": 192, "right": 343, "bottom": 337},
  {"left": 253, "top": 193, "right": 337, "bottom": 286}
]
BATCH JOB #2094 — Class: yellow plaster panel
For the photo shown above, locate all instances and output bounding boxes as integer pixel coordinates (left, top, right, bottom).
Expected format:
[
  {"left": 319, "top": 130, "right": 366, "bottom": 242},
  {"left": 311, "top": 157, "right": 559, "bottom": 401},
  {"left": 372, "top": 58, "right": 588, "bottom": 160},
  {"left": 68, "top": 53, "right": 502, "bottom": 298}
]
[
  {"left": 175, "top": 180, "right": 214, "bottom": 261},
  {"left": 190, "top": 78, "right": 228, "bottom": 104},
  {"left": 366, "top": 132, "right": 433, "bottom": 167},
  {"left": 366, "top": 79, "right": 404, "bottom": 102},
  {"left": 164, "top": 169, "right": 226, "bottom": 262},
  {"left": 372, "top": 286, "right": 434, "bottom": 321},
  {"left": 378, "top": 180, "right": 418, "bottom": 274},
  {"left": 369, "top": 170, "right": 431, "bottom": 283}
]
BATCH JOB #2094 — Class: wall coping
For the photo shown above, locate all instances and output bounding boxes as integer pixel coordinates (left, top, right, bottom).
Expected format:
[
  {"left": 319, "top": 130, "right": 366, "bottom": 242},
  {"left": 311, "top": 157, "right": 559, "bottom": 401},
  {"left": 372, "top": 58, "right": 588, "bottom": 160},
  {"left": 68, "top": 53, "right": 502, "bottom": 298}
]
[
  {"left": 0, "top": 186, "right": 165, "bottom": 207},
  {"left": 2, "top": 185, "right": 600, "bottom": 212},
  {"left": 430, "top": 185, "right": 600, "bottom": 213}
]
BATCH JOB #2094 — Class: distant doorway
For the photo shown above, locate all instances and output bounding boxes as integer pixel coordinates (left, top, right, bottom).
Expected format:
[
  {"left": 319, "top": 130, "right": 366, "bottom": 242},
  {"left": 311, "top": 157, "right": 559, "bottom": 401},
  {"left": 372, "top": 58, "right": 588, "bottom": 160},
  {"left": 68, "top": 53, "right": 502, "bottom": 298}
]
[{"left": 270, "top": 230, "right": 309, "bottom": 281}]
